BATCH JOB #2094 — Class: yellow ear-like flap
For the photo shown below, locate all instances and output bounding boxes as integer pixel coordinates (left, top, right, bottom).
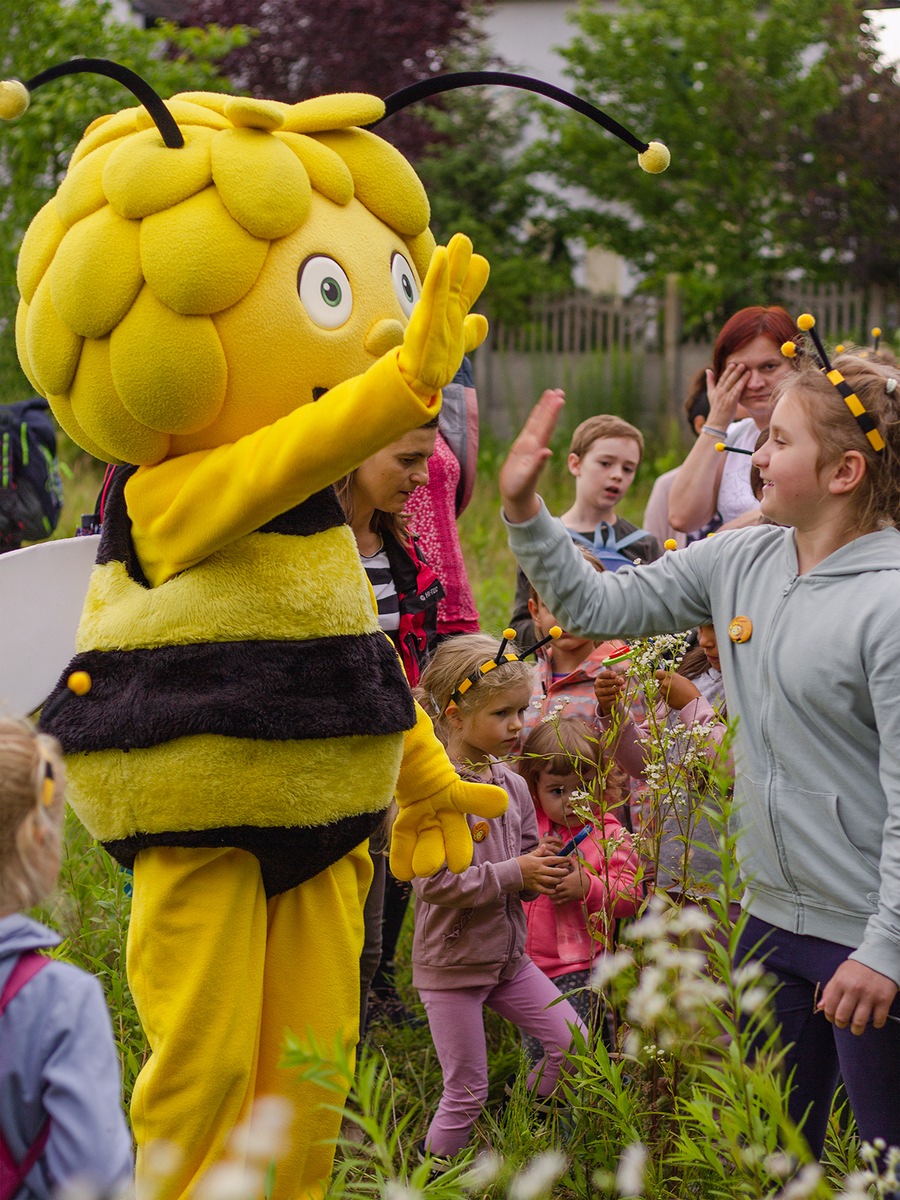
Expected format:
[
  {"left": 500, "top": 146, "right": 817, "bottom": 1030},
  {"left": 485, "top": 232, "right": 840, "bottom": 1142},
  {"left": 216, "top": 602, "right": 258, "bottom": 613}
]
[
  {"left": 173, "top": 91, "right": 230, "bottom": 116},
  {"left": 275, "top": 133, "right": 355, "bottom": 207},
  {"left": 111, "top": 287, "right": 227, "bottom": 435},
  {"left": 17, "top": 199, "right": 67, "bottom": 304},
  {"left": 15, "top": 301, "right": 45, "bottom": 397},
  {"left": 140, "top": 186, "right": 269, "bottom": 316},
  {"left": 24, "top": 275, "right": 84, "bottom": 396},
  {"left": 70, "top": 337, "right": 169, "bottom": 466},
  {"left": 49, "top": 391, "right": 120, "bottom": 464},
  {"left": 223, "top": 96, "right": 287, "bottom": 132},
  {"left": 406, "top": 228, "right": 437, "bottom": 286},
  {"left": 212, "top": 127, "right": 311, "bottom": 239},
  {"left": 69, "top": 107, "right": 140, "bottom": 170},
  {"left": 104, "top": 125, "right": 215, "bottom": 220},
  {"left": 282, "top": 93, "right": 385, "bottom": 133},
  {"left": 135, "top": 98, "right": 230, "bottom": 133},
  {"left": 55, "top": 140, "right": 119, "bottom": 229},
  {"left": 49, "top": 206, "right": 143, "bottom": 339},
  {"left": 312, "top": 129, "right": 429, "bottom": 237}
]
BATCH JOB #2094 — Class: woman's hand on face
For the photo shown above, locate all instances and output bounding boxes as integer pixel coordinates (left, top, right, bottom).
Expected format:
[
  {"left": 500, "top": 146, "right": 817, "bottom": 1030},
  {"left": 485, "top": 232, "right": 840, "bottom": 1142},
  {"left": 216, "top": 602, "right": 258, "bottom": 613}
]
[
  {"left": 499, "top": 390, "right": 565, "bottom": 524},
  {"left": 706, "top": 363, "right": 748, "bottom": 430}
]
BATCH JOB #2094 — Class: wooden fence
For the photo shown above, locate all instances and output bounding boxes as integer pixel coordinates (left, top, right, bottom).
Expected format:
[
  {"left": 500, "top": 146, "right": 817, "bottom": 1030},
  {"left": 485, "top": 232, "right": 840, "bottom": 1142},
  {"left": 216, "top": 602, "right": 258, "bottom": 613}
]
[{"left": 472, "top": 281, "right": 897, "bottom": 445}]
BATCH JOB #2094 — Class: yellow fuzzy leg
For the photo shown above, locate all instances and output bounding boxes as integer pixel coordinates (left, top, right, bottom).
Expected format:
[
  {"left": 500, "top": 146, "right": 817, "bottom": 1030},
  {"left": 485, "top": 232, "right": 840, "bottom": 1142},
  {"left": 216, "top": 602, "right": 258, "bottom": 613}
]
[{"left": 128, "top": 843, "right": 371, "bottom": 1199}]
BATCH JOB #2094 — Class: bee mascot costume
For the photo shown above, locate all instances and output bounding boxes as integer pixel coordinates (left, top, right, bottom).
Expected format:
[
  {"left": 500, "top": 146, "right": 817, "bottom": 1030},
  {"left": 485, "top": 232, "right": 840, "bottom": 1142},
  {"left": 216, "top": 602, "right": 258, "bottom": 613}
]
[{"left": 1, "top": 58, "right": 668, "bottom": 1197}]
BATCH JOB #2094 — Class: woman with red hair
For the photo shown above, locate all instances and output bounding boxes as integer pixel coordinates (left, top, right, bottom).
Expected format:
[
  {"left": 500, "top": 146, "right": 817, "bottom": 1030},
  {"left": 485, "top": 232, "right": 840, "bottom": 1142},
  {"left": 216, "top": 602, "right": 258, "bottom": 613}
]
[{"left": 668, "top": 306, "right": 797, "bottom": 532}]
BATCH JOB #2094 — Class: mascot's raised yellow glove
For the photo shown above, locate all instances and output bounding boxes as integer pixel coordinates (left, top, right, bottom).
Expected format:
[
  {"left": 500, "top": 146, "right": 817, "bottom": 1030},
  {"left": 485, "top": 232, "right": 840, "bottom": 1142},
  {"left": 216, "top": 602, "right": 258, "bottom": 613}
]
[
  {"left": 398, "top": 232, "right": 489, "bottom": 400},
  {"left": 390, "top": 702, "right": 507, "bottom": 880}
]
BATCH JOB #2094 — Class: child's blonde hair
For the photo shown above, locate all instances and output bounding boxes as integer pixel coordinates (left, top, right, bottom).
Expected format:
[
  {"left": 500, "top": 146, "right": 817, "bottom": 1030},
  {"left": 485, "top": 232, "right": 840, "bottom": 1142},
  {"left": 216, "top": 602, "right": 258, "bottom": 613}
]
[
  {"left": 0, "top": 718, "right": 65, "bottom": 912},
  {"left": 518, "top": 717, "right": 628, "bottom": 818},
  {"left": 416, "top": 633, "right": 534, "bottom": 743},
  {"left": 782, "top": 354, "right": 900, "bottom": 530}
]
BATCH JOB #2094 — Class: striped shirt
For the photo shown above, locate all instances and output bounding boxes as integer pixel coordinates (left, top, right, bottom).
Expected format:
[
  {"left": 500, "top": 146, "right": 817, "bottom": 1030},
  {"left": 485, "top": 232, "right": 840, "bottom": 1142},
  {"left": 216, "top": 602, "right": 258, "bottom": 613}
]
[{"left": 361, "top": 544, "right": 400, "bottom": 633}]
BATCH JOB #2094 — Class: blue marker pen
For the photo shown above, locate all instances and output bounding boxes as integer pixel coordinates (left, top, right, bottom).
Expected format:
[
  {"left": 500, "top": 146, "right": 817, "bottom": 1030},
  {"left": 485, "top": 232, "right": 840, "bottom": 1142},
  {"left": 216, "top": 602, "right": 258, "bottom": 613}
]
[{"left": 559, "top": 825, "right": 592, "bottom": 856}]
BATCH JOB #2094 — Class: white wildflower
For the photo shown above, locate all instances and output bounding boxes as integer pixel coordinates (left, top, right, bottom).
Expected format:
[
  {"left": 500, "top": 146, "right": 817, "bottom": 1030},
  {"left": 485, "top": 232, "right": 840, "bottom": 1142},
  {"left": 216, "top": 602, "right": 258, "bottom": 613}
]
[
  {"left": 591, "top": 949, "right": 635, "bottom": 987},
  {"left": 763, "top": 1152, "right": 796, "bottom": 1179},
  {"left": 227, "top": 1095, "right": 292, "bottom": 1162},
  {"left": 774, "top": 1163, "right": 823, "bottom": 1198},
  {"left": 616, "top": 1141, "right": 648, "bottom": 1197},
  {"left": 834, "top": 1171, "right": 875, "bottom": 1200},
  {"left": 627, "top": 968, "right": 669, "bottom": 1025},
  {"left": 508, "top": 1150, "right": 568, "bottom": 1200},
  {"left": 739, "top": 987, "right": 770, "bottom": 1013},
  {"left": 384, "top": 1183, "right": 425, "bottom": 1200},
  {"left": 733, "top": 961, "right": 765, "bottom": 986},
  {"left": 195, "top": 1163, "right": 264, "bottom": 1200},
  {"left": 463, "top": 1150, "right": 504, "bottom": 1191}
]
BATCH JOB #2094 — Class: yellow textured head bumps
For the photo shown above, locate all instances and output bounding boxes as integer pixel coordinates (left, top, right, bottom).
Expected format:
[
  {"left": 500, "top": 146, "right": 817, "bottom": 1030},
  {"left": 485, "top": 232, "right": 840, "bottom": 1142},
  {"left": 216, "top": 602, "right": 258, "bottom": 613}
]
[{"left": 15, "top": 90, "right": 433, "bottom": 465}]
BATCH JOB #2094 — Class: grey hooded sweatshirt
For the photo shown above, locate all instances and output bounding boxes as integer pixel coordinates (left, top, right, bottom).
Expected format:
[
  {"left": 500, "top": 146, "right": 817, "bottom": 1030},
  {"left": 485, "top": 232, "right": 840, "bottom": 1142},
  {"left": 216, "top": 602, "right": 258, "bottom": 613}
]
[
  {"left": 0, "top": 914, "right": 134, "bottom": 1198},
  {"left": 507, "top": 504, "right": 900, "bottom": 985}
]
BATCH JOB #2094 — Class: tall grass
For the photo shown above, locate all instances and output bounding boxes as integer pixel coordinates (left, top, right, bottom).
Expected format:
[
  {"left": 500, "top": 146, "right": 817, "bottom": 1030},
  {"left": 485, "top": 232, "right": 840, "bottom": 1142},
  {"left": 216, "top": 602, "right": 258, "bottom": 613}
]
[{"left": 26, "top": 438, "right": 899, "bottom": 1199}]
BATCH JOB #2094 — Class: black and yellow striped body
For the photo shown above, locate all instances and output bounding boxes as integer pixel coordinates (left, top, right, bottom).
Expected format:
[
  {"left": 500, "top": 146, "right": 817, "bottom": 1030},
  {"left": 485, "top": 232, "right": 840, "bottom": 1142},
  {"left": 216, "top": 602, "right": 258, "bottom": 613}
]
[{"left": 41, "top": 467, "right": 416, "bottom": 896}]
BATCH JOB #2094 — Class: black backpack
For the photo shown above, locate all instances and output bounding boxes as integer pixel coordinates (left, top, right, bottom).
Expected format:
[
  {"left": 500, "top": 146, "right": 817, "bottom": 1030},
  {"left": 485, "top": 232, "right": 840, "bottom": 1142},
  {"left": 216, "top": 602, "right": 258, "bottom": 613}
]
[{"left": 0, "top": 398, "right": 64, "bottom": 551}]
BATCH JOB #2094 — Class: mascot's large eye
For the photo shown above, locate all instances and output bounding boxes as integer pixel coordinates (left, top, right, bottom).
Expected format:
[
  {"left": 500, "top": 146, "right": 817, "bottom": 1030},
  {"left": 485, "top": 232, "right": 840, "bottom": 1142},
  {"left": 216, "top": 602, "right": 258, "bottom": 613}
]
[
  {"left": 298, "top": 256, "right": 353, "bottom": 328},
  {"left": 391, "top": 253, "right": 419, "bottom": 319}
]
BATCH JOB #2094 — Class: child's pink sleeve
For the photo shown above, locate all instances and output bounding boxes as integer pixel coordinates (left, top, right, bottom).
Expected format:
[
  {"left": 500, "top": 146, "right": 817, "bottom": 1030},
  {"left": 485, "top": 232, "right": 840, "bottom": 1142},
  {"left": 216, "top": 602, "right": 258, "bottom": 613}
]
[{"left": 583, "top": 815, "right": 643, "bottom": 923}]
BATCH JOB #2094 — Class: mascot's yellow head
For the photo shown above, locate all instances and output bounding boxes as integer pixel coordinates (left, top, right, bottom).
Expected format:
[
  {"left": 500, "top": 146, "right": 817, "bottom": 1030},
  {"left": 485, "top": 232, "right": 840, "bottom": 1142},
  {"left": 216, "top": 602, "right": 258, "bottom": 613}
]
[{"left": 13, "top": 89, "right": 436, "bottom": 466}]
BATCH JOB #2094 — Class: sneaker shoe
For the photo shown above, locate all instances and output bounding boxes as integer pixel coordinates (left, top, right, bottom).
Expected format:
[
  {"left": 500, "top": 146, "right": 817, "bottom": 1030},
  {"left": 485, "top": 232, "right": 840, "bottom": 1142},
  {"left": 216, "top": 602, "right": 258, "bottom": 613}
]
[{"left": 416, "top": 1139, "right": 454, "bottom": 1177}]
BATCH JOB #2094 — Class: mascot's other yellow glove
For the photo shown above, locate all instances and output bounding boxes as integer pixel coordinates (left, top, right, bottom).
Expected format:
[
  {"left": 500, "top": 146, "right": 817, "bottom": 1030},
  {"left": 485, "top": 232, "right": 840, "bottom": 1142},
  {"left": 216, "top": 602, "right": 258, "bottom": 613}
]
[
  {"left": 390, "top": 701, "right": 507, "bottom": 881},
  {"left": 398, "top": 232, "right": 490, "bottom": 400}
]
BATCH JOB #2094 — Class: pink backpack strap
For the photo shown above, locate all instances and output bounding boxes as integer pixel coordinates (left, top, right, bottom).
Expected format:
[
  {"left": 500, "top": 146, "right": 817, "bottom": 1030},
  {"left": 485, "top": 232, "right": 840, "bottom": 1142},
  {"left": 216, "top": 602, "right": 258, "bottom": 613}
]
[{"left": 0, "top": 952, "right": 52, "bottom": 1199}]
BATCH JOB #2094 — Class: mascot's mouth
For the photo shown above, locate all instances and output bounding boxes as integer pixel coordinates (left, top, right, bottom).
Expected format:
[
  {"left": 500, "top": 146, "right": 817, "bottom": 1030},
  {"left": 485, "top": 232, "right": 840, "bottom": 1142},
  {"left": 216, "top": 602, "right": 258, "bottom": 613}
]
[{"left": 312, "top": 387, "right": 328, "bottom": 402}]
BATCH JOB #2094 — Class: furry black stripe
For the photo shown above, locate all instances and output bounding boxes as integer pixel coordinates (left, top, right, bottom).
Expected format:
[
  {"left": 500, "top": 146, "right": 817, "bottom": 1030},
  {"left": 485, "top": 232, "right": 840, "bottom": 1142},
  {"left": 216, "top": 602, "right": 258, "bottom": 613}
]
[
  {"left": 41, "top": 632, "right": 416, "bottom": 751},
  {"left": 103, "top": 810, "right": 385, "bottom": 897}
]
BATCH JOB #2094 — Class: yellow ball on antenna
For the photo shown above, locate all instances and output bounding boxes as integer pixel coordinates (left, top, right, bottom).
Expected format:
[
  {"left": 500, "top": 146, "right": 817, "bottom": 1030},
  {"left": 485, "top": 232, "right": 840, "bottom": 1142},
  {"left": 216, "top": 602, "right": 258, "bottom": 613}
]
[
  {"left": 797, "top": 313, "right": 815, "bottom": 332},
  {"left": 502, "top": 628, "right": 516, "bottom": 641},
  {"left": 663, "top": 538, "right": 677, "bottom": 551},
  {"left": 637, "top": 141, "right": 670, "bottom": 173},
  {"left": 0, "top": 79, "right": 30, "bottom": 121},
  {"left": 781, "top": 341, "right": 798, "bottom": 358}
]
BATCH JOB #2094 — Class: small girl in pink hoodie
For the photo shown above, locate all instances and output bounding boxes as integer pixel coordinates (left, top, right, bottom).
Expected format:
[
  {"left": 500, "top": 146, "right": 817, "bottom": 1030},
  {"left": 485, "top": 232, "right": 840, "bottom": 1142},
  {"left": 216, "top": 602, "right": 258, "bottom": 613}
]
[{"left": 517, "top": 717, "right": 642, "bottom": 1056}]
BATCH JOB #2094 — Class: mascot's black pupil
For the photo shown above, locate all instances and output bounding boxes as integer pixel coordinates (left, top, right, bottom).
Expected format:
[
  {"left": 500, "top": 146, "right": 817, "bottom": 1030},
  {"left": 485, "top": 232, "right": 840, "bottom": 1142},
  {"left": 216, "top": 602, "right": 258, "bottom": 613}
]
[
  {"left": 402, "top": 276, "right": 414, "bottom": 301},
  {"left": 321, "top": 278, "right": 342, "bottom": 307}
]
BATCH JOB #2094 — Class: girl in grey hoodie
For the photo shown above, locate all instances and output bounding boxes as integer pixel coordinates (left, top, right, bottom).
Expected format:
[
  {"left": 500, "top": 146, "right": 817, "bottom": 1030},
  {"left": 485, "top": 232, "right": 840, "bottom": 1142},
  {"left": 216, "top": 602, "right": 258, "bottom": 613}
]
[
  {"left": 499, "top": 352, "right": 900, "bottom": 1163},
  {"left": 0, "top": 718, "right": 133, "bottom": 1199}
]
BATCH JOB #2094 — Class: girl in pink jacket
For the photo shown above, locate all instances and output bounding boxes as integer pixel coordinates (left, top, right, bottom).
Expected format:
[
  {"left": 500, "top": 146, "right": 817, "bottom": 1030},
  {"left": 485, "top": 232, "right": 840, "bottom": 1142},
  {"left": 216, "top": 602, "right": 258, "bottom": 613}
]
[{"left": 517, "top": 718, "right": 641, "bottom": 1057}]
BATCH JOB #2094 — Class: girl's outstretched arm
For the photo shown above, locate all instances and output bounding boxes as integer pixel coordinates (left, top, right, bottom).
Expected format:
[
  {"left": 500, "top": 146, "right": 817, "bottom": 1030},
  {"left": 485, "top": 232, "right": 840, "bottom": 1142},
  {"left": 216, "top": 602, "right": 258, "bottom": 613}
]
[{"left": 498, "top": 389, "right": 565, "bottom": 524}]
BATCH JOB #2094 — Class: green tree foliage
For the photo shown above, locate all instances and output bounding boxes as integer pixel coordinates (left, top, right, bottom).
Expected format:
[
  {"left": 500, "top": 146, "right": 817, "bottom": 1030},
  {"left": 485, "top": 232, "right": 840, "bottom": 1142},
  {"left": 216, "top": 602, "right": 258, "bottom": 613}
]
[
  {"left": 182, "top": 0, "right": 483, "bottom": 161},
  {"left": 0, "top": 0, "right": 242, "bottom": 399},
  {"left": 415, "top": 76, "right": 574, "bottom": 328},
  {"left": 535, "top": 0, "right": 899, "bottom": 332}
]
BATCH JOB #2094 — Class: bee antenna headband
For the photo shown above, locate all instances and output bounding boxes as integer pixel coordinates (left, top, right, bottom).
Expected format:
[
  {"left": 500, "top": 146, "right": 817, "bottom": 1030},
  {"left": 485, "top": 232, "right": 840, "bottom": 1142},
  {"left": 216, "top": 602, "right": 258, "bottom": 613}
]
[
  {"left": 6, "top": 57, "right": 184, "bottom": 148},
  {"left": 376, "top": 70, "right": 670, "bottom": 173}
]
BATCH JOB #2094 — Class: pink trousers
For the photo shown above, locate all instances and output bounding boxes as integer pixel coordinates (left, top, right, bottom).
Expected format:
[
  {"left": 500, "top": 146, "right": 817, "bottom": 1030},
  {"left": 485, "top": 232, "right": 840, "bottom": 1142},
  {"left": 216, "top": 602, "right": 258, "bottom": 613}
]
[{"left": 419, "top": 957, "right": 585, "bottom": 1156}]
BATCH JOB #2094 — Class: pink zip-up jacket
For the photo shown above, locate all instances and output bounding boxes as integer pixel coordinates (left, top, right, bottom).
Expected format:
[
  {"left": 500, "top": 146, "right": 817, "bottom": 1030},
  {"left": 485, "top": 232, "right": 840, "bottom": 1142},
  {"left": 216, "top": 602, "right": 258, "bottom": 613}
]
[
  {"left": 520, "top": 642, "right": 632, "bottom": 745},
  {"left": 411, "top": 760, "right": 539, "bottom": 990},
  {"left": 524, "top": 808, "right": 642, "bottom": 978}
]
